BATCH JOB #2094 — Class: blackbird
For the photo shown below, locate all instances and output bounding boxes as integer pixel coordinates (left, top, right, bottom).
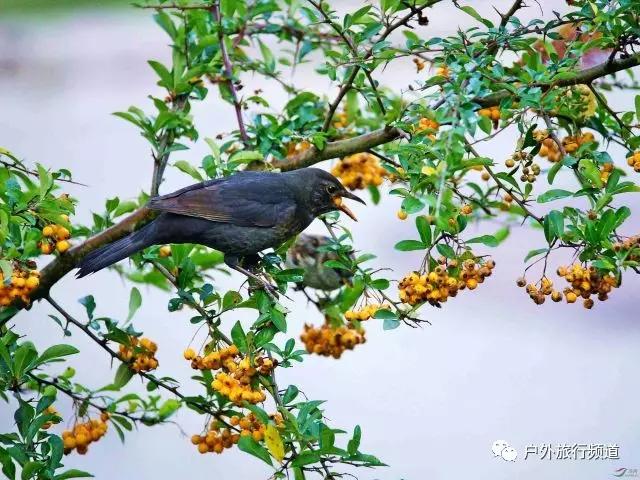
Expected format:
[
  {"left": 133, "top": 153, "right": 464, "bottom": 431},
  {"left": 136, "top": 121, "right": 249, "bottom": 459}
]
[{"left": 76, "top": 168, "right": 364, "bottom": 293}]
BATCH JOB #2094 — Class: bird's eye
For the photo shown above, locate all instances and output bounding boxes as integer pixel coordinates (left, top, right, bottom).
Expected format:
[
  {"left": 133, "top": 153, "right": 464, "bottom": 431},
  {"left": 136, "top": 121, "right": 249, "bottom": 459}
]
[{"left": 326, "top": 184, "right": 338, "bottom": 195}]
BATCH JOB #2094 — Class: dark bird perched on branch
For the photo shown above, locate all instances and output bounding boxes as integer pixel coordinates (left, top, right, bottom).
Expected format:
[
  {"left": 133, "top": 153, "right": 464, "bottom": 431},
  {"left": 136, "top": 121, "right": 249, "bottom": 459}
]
[{"left": 76, "top": 168, "right": 364, "bottom": 294}]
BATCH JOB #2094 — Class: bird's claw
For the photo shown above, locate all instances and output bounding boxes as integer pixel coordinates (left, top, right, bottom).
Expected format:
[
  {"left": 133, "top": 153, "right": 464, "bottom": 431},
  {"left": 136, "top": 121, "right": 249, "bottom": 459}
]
[{"left": 249, "top": 279, "right": 280, "bottom": 299}]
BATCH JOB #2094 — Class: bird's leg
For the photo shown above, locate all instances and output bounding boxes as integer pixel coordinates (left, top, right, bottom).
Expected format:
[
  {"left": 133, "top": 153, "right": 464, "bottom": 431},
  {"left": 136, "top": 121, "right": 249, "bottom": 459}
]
[
  {"left": 240, "top": 254, "right": 279, "bottom": 288},
  {"left": 241, "top": 254, "right": 262, "bottom": 271},
  {"left": 225, "top": 256, "right": 279, "bottom": 298}
]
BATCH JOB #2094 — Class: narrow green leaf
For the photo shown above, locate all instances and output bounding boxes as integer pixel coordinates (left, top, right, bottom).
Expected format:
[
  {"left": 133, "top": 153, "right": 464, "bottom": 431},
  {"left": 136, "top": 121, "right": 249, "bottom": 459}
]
[
  {"left": 537, "top": 189, "right": 573, "bottom": 203},
  {"left": 127, "top": 287, "right": 142, "bottom": 322},
  {"left": 394, "top": 240, "right": 426, "bottom": 251}
]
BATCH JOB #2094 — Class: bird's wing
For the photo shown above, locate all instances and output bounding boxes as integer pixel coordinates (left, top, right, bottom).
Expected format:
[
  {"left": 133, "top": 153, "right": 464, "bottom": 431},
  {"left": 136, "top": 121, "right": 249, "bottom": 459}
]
[{"left": 147, "top": 173, "right": 296, "bottom": 228}]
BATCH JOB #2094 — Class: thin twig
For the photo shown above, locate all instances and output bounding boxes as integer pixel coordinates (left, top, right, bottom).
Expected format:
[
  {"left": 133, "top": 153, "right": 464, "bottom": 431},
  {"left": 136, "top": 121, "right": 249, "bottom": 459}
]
[{"left": 211, "top": 1, "right": 250, "bottom": 146}]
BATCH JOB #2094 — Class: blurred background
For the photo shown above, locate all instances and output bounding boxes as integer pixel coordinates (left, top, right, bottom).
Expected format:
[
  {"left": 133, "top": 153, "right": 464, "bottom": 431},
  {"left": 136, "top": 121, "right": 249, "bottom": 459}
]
[{"left": 1, "top": 1, "right": 639, "bottom": 479}]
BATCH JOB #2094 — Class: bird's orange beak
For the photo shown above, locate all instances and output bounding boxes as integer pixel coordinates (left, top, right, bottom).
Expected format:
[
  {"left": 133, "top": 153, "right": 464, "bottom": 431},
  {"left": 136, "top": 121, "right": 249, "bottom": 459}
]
[{"left": 332, "top": 191, "right": 365, "bottom": 221}]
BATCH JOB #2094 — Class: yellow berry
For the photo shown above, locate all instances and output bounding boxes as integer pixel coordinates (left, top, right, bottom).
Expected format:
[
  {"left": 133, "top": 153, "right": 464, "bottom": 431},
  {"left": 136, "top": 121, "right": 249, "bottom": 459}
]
[{"left": 56, "top": 240, "right": 70, "bottom": 253}]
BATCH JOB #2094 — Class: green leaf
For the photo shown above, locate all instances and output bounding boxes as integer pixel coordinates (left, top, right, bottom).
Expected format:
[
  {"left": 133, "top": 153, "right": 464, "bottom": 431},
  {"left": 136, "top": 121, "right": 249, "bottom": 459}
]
[
  {"left": 547, "top": 210, "right": 564, "bottom": 239},
  {"left": 258, "top": 40, "right": 276, "bottom": 73},
  {"left": 158, "top": 399, "right": 181, "bottom": 420},
  {"left": 237, "top": 436, "right": 273, "bottom": 466},
  {"left": 436, "top": 243, "right": 456, "bottom": 258},
  {"left": 524, "top": 248, "right": 548, "bottom": 263},
  {"left": 113, "top": 200, "right": 138, "bottom": 217},
  {"left": 459, "top": 5, "right": 494, "bottom": 27},
  {"left": 21, "top": 461, "right": 44, "bottom": 480},
  {"left": 478, "top": 115, "right": 492, "bottom": 134},
  {"left": 372, "top": 309, "right": 396, "bottom": 320},
  {"left": 173, "top": 160, "right": 204, "bottom": 181},
  {"left": 291, "top": 449, "right": 321, "bottom": 467},
  {"left": 53, "top": 469, "right": 94, "bottom": 480},
  {"left": 34, "top": 344, "right": 79, "bottom": 367},
  {"left": 270, "top": 308, "right": 287, "bottom": 333},
  {"left": 537, "top": 189, "right": 573, "bottom": 203},
  {"left": 112, "top": 363, "right": 134, "bottom": 390},
  {"left": 466, "top": 235, "right": 499, "bottom": 247},
  {"left": 382, "top": 319, "right": 400, "bottom": 330},
  {"left": 148, "top": 60, "right": 173, "bottom": 88},
  {"left": 127, "top": 287, "right": 142, "bottom": 322},
  {"left": 394, "top": 240, "right": 426, "bottom": 251},
  {"left": 228, "top": 151, "right": 264, "bottom": 169},
  {"left": 231, "top": 321, "right": 248, "bottom": 353},
  {"left": 415, "top": 216, "right": 432, "bottom": 245},
  {"left": 78, "top": 296, "right": 96, "bottom": 320},
  {"left": 347, "top": 425, "right": 361, "bottom": 455},
  {"left": 282, "top": 385, "right": 299, "bottom": 404}
]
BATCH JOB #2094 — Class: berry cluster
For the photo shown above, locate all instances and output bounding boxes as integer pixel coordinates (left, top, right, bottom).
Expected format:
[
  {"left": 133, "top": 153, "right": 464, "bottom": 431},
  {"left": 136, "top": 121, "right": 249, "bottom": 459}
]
[
  {"left": 191, "top": 346, "right": 275, "bottom": 405},
  {"left": 536, "top": 131, "right": 595, "bottom": 162},
  {"left": 191, "top": 421, "right": 241, "bottom": 455},
  {"left": 415, "top": 117, "right": 439, "bottom": 141},
  {"left": 557, "top": 264, "right": 618, "bottom": 308},
  {"left": 344, "top": 303, "right": 391, "bottom": 322},
  {"left": 234, "top": 412, "right": 283, "bottom": 440},
  {"left": 626, "top": 151, "right": 640, "bottom": 173},
  {"left": 331, "top": 153, "right": 388, "bottom": 190},
  {"left": 300, "top": 322, "right": 366, "bottom": 359},
  {"left": 505, "top": 151, "right": 540, "bottom": 183},
  {"left": 613, "top": 235, "right": 640, "bottom": 261},
  {"left": 519, "top": 277, "right": 563, "bottom": 305},
  {"left": 118, "top": 336, "right": 159, "bottom": 372},
  {"left": 563, "top": 132, "right": 594, "bottom": 154},
  {"left": 478, "top": 106, "right": 501, "bottom": 127},
  {"left": 184, "top": 344, "right": 239, "bottom": 369},
  {"left": 62, "top": 413, "right": 109, "bottom": 455},
  {"left": 211, "top": 370, "right": 268, "bottom": 405},
  {"left": 39, "top": 218, "right": 71, "bottom": 255},
  {"left": 413, "top": 57, "right": 426, "bottom": 72},
  {"left": 398, "top": 257, "right": 495, "bottom": 307},
  {"left": 538, "top": 136, "right": 562, "bottom": 162},
  {"left": 0, "top": 266, "right": 40, "bottom": 306}
]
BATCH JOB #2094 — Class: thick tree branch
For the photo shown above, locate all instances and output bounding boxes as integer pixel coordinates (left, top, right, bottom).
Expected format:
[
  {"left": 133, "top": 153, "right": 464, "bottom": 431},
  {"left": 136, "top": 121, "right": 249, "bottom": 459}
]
[{"left": 271, "top": 126, "right": 404, "bottom": 171}]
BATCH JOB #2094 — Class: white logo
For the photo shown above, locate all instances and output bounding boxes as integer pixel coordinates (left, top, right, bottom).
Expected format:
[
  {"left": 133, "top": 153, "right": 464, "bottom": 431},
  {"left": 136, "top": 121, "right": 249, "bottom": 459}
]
[{"left": 492, "top": 440, "right": 518, "bottom": 462}]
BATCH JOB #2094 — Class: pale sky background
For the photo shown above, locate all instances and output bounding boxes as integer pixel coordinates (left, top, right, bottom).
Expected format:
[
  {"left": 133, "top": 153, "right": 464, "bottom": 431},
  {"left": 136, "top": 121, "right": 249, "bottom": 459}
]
[{"left": 1, "top": 1, "right": 639, "bottom": 479}]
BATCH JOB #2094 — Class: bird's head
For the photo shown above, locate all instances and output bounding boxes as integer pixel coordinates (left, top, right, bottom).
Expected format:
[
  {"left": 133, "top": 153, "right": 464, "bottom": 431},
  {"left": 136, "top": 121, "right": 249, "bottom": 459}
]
[{"left": 288, "top": 168, "right": 366, "bottom": 221}]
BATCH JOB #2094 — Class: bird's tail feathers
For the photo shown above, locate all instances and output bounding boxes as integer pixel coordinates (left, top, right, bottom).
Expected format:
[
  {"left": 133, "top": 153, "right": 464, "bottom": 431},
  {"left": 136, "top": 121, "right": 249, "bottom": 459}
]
[{"left": 76, "top": 227, "right": 153, "bottom": 278}]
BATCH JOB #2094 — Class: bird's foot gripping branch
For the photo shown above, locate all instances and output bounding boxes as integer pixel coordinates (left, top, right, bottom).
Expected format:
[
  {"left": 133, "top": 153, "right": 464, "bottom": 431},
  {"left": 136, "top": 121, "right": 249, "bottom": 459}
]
[{"left": 3, "top": 0, "right": 640, "bottom": 478}]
